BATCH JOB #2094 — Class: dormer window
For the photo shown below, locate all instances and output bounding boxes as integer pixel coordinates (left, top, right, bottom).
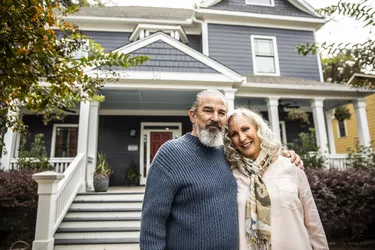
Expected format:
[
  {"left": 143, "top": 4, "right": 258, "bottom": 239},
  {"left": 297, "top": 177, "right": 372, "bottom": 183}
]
[
  {"left": 129, "top": 24, "right": 189, "bottom": 43},
  {"left": 246, "top": 0, "right": 274, "bottom": 7}
]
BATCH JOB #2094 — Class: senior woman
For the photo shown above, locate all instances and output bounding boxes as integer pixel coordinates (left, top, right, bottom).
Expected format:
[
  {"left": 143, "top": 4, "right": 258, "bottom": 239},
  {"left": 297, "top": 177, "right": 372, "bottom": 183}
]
[{"left": 224, "top": 108, "right": 328, "bottom": 250}]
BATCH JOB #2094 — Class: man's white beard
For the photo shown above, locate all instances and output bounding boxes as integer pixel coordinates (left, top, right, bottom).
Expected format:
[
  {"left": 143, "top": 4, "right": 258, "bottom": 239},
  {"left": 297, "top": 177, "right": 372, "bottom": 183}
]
[{"left": 196, "top": 126, "right": 225, "bottom": 147}]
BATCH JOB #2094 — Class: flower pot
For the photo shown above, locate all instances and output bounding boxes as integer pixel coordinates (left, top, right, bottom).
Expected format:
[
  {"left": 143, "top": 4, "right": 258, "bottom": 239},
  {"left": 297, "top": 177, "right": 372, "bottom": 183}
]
[{"left": 94, "top": 174, "right": 109, "bottom": 192}]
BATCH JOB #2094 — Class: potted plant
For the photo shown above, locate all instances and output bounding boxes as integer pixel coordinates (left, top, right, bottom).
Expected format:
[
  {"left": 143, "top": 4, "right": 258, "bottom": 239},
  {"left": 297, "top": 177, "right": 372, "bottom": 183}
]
[
  {"left": 287, "top": 109, "right": 310, "bottom": 125},
  {"left": 334, "top": 106, "right": 351, "bottom": 121},
  {"left": 124, "top": 164, "right": 140, "bottom": 186},
  {"left": 94, "top": 152, "right": 112, "bottom": 192}
]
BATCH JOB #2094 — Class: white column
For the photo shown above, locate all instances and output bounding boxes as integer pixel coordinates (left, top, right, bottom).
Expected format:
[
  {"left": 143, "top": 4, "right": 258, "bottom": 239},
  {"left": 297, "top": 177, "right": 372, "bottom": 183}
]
[
  {"left": 354, "top": 98, "right": 371, "bottom": 148},
  {"left": 86, "top": 101, "right": 99, "bottom": 191},
  {"left": 266, "top": 97, "right": 281, "bottom": 142},
  {"left": 325, "top": 109, "right": 336, "bottom": 154},
  {"left": 224, "top": 89, "right": 237, "bottom": 115},
  {"left": 1, "top": 109, "right": 20, "bottom": 170},
  {"left": 310, "top": 98, "right": 329, "bottom": 155},
  {"left": 32, "top": 171, "right": 64, "bottom": 250},
  {"left": 77, "top": 101, "right": 91, "bottom": 192}
]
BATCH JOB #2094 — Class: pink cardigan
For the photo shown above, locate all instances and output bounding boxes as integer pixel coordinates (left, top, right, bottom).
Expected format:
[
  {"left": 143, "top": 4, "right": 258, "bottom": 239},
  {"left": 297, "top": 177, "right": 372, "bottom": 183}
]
[{"left": 233, "top": 156, "right": 329, "bottom": 250}]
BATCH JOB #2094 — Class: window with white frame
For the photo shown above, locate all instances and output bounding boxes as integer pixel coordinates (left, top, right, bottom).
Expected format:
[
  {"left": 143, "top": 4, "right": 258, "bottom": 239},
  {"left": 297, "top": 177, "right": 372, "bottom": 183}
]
[
  {"left": 51, "top": 124, "right": 79, "bottom": 157},
  {"left": 251, "top": 35, "right": 280, "bottom": 75},
  {"left": 58, "top": 39, "right": 89, "bottom": 59},
  {"left": 246, "top": 0, "right": 274, "bottom": 6},
  {"left": 338, "top": 120, "right": 347, "bottom": 138}
]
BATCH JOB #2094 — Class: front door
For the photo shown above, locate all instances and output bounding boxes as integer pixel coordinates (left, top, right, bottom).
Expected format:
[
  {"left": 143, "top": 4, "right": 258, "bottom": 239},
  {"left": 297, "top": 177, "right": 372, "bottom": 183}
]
[
  {"left": 150, "top": 132, "right": 172, "bottom": 162},
  {"left": 140, "top": 123, "right": 182, "bottom": 185}
]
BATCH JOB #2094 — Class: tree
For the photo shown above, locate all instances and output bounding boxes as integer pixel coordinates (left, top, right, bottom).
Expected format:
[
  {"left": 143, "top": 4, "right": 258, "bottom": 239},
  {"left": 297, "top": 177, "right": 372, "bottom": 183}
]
[
  {"left": 0, "top": 0, "right": 149, "bottom": 147},
  {"left": 297, "top": 0, "right": 375, "bottom": 89},
  {"left": 322, "top": 49, "right": 364, "bottom": 83}
]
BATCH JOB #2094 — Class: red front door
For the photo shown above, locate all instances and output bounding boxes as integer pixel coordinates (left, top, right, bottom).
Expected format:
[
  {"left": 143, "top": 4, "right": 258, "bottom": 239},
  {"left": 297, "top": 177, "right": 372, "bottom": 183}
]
[{"left": 150, "top": 132, "right": 173, "bottom": 163}]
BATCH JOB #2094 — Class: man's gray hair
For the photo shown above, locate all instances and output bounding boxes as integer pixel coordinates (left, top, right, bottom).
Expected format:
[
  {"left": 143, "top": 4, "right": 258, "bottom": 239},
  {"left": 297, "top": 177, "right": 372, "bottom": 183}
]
[{"left": 191, "top": 89, "right": 228, "bottom": 112}]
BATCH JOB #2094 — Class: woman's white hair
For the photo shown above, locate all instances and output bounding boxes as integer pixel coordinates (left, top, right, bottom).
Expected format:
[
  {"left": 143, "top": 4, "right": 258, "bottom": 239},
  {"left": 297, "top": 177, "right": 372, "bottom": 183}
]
[{"left": 224, "top": 108, "right": 283, "bottom": 169}]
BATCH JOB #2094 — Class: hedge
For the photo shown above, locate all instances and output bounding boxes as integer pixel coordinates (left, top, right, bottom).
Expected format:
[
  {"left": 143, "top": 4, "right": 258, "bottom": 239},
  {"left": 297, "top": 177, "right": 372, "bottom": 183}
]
[
  {"left": 307, "top": 168, "right": 375, "bottom": 242},
  {"left": 0, "top": 169, "right": 38, "bottom": 248}
]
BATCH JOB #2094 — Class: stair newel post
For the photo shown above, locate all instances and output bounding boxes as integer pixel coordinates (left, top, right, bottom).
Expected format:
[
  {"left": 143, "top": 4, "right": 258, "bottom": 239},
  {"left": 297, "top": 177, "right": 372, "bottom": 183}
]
[{"left": 32, "top": 171, "right": 64, "bottom": 250}]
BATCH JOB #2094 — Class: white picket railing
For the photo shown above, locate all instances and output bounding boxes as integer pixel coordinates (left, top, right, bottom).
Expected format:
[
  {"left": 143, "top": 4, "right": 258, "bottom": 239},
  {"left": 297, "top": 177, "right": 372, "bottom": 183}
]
[
  {"left": 326, "top": 154, "right": 351, "bottom": 171},
  {"left": 9, "top": 157, "right": 74, "bottom": 173},
  {"left": 32, "top": 153, "right": 86, "bottom": 250}
]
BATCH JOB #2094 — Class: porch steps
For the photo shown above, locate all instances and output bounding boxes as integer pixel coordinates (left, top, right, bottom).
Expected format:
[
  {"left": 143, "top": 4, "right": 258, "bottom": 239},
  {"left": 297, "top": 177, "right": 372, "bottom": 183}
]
[{"left": 54, "top": 188, "right": 145, "bottom": 250}]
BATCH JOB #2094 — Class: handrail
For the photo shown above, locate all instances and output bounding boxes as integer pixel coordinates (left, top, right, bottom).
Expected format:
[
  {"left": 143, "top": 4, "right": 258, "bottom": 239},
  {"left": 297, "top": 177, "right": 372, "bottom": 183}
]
[{"left": 32, "top": 153, "right": 86, "bottom": 250}]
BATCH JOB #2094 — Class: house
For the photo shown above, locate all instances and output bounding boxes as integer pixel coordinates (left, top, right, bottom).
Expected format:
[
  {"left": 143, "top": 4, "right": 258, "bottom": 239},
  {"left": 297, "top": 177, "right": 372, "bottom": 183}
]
[
  {"left": 331, "top": 74, "right": 375, "bottom": 153},
  {"left": 0, "top": 0, "right": 373, "bottom": 249}
]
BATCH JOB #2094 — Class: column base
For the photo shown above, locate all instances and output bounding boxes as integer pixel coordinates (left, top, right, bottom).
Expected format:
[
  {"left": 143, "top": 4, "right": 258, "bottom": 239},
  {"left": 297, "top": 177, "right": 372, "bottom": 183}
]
[{"left": 32, "top": 238, "right": 54, "bottom": 250}]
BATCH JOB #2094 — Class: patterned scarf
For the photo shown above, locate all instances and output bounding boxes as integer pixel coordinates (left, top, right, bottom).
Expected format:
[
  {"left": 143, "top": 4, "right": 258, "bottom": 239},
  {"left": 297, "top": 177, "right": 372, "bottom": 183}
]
[{"left": 239, "top": 150, "right": 272, "bottom": 250}]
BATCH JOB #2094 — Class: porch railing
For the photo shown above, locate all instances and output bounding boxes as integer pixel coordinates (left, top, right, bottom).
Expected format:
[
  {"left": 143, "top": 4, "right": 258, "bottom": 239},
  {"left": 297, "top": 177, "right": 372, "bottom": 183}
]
[
  {"left": 326, "top": 154, "right": 351, "bottom": 171},
  {"left": 32, "top": 153, "right": 85, "bottom": 250},
  {"left": 9, "top": 157, "right": 74, "bottom": 173}
]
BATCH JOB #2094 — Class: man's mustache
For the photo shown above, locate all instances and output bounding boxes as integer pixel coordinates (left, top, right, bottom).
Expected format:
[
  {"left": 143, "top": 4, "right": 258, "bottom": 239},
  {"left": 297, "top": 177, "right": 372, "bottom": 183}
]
[{"left": 205, "top": 122, "right": 222, "bottom": 129}]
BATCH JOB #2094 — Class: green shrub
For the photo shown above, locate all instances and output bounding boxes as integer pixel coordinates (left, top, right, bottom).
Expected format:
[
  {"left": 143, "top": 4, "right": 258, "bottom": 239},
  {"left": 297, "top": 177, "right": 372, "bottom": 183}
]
[
  {"left": 347, "top": 142, "right": 375, "bottom": 169},
  {"left": 0, "top": 169, "right": 38, "bottom": 248},
  {"left": 307, "top": 168, "right": 375, "bottom": 241},
  {"left": 287, "top": 128, "right": 326, "bottom": 168},
  {"left": 18, "top": 133, "right": 53, "bottom": 171}
]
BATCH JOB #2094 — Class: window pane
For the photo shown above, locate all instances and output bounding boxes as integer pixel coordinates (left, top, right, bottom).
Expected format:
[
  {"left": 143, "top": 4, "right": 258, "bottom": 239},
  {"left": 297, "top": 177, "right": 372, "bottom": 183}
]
[
  {"left": 247, "top": 0, "right": 272, "bottom": 5},
  {"left": 256, "top": 56, "right": 276, "bottom": 73},
  {"left": 338, "top": 120, "right": 347, "bottom": 137},
  {"left": 255, "top": 39, "right": 274, "bottom": 56},
  {"left": 55, "top": 127, "right": 78, "bottom": 157}
]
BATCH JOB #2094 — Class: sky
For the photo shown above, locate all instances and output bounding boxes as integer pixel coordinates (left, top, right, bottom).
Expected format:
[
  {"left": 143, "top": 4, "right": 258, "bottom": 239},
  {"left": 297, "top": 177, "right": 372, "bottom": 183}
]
[{"left": 110, "top": 0, "right": 375, "bottom": 48}]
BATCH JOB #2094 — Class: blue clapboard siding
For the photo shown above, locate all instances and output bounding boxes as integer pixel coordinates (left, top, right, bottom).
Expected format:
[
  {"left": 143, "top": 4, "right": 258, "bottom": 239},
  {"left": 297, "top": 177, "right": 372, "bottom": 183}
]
[
  {"left": 208, "top": 24, "right": 320, "bottom": 81},
  {"left": 82, "top": 31, "right": 203, "bottom": 53},
  {"left": 99, "top": 40, "right": 217, "bottom": 73},
  {"left": 206, "top": 0, "right": 314, "bottom": 18}
]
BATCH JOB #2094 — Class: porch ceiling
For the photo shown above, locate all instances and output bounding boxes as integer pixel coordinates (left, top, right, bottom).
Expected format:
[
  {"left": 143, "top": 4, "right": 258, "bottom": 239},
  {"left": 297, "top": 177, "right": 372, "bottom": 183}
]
[{"left": 99, "top": 89, "right": 199, "bottom": 110}]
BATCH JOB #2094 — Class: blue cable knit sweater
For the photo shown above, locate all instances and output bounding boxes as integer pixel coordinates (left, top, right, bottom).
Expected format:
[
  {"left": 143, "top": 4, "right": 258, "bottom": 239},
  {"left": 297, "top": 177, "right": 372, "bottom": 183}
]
[{"left": 140, "top": 133, "right": 238, "bottom": 250}]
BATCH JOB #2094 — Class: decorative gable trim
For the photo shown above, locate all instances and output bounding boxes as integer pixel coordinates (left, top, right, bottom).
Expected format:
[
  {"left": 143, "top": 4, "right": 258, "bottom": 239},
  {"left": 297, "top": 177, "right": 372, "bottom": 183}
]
[{"left": 129, "top": 24, "right": 189, "bottom": 43}]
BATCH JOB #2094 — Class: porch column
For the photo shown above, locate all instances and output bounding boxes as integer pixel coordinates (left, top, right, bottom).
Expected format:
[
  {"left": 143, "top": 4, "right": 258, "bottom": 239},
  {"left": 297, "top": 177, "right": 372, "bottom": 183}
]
[
  {"left": 86, "top": 101, "right": 99, "bottom": 191},
  {"left": 325, "top": 109, "right": 336, "bottom": 154},
  {"left": 77, "top": 101, "right": 91, "bottom": 192},
  {"left": 353, "top": 98, "right": 371, "bottom": 148},
  {"left": 224, "top": 89, "right": 237, "bottom": 114},
  {"left": 310, "top": 98, "right": 329, "bottom": 155},
  {"left": 1, "top": 109, "right": 20, "bottom": 170},
  {"left": 266, "top": 97, "right": 281, "bottom": 142}
]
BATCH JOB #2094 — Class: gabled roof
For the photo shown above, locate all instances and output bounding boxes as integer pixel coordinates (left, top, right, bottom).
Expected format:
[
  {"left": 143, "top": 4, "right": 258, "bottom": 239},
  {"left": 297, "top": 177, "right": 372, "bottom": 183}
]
[
  {"left": 201, "top": 0, "right": 321, "bottom": 18},
  {"left": 87, "top": 32, "right": 245, "bottom": 84}
]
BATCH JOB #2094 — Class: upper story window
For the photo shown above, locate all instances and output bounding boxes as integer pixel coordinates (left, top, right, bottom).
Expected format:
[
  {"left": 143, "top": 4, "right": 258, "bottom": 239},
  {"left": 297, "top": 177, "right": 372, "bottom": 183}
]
[
  {"left": 338, "top": 120, "right": 347, "bottom": 138},
  {"left": 51, "top": 124, "right": 79, "bottom": 158},
  {"left": 58, "top": 38, "right": 89, "bottom": 59},
  {"left": 251, "top": 35, "right": 280, "bottom": 76},
  {"left": 246, "top": 0, "right": 275, "bottom": 7},
  {"left": 129, "top": 24, "right": 189, "bottom": 43}
]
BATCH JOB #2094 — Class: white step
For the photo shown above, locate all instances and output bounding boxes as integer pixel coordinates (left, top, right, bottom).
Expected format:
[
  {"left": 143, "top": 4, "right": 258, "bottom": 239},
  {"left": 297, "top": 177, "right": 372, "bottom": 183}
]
[
  {"left": 54, "top": 244, "right": 140, "bottom": 250},
  {"left": 75, "top": 194, "right": 144, "bottom": 202},
  {"left": 70, "top": 202, "right": 142, "bottom": 210},
  {"left": 65, "top": 211, "right": 141, "bottom": 219},
  {"left": 55, "top": 231, "right": 140, "bottom": 239},
  {"left": 59, "top": 220, "right": 140, "bottom": 229}
]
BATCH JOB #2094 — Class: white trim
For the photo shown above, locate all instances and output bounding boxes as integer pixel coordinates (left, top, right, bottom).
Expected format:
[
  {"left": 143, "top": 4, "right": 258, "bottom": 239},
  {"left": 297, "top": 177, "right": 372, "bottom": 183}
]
[
  {"left": 99, "top": 109, "right": 188, "bottom": 116},
  {"left": 313, "top": 31, "right": 324, "bottom": 82},
  {"left": 250, "top": 35, "right": 280, "bottom": 76},
  {"left": 336, "top": 119, "right": 348, "bottom": 138},
  {"left": 139, "top": 122, "right": 182, "bottom": 185},
  {"left": 202, "top": 20, "right": 209, "bottom": 56},
  {"left": 51, "top": 124, "right": 79, "bottom": 158},
  {"left": 242, "top": 82, "right": 371, "bottom": 92},
  {"left": 129, "top": 24, "right": 189, "bottom": 43},
  {"left": 85, "top": 32, "right": 244, "bottom": 83},
  {"left": 279, "top": 121, "right": 287, "bottom": 144},
  {"left": 65, "top": 16, "right": 194, "bottom": 25},
  {"left": 246, "top": 0, "right": 275, "bottom": 7},
  {"left": 196, "top": 9, "right": 326, "bottom": 24},
  {"left": 90, "top": 71, "right": 236, "bottom": 83}
]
